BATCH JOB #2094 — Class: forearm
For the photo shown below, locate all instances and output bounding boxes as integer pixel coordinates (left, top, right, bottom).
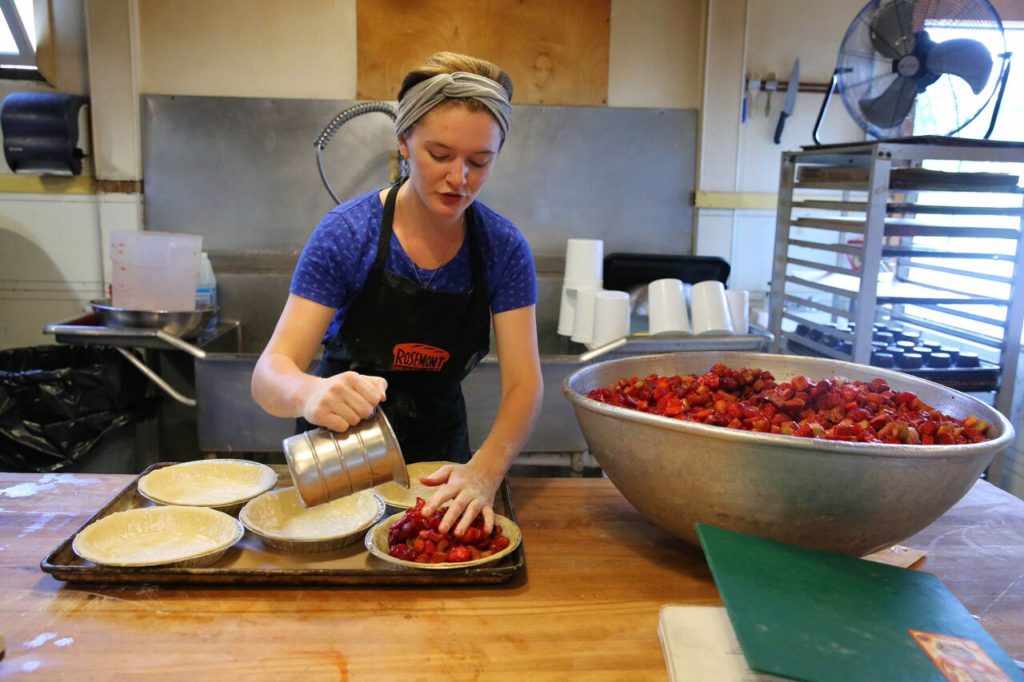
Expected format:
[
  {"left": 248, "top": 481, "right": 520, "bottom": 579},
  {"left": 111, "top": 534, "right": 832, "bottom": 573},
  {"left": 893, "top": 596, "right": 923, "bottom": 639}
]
[
  {"left": 470, "top": 380, "right": 543, "bottom": 478},
  {"left": 251, "top": 352, "right": 319, "bottom": 418}
]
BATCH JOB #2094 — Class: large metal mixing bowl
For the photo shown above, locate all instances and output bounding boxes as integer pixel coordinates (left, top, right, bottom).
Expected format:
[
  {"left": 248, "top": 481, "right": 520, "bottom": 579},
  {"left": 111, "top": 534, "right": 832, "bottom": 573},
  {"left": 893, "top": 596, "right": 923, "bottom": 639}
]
[
  {"left": 91, "top": 299, "right": 215, "bottom": 338},
  {"left": 562, "top": 352, "right": 1014, "bottom": 556}
]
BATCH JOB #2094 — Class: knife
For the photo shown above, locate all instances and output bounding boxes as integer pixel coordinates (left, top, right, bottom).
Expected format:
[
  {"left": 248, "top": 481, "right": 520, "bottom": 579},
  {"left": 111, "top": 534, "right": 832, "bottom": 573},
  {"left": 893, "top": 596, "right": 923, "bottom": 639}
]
[{"left": 773, "top": 59, "right": 800, "bottom": 144}]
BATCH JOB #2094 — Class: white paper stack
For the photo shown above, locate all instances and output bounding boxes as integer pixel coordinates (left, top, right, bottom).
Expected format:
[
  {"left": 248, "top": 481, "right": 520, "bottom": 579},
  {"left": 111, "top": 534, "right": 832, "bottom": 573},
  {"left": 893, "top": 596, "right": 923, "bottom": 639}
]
[{"left": 658, "top": 605, "right": 784, "bottom": 682}]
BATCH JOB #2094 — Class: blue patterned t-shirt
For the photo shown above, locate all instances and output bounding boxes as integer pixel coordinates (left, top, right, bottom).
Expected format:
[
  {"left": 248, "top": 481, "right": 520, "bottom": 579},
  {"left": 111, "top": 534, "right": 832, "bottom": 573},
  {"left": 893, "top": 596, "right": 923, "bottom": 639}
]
[{"left": 291, "top": 188, "right": 537, "bottom": 340}]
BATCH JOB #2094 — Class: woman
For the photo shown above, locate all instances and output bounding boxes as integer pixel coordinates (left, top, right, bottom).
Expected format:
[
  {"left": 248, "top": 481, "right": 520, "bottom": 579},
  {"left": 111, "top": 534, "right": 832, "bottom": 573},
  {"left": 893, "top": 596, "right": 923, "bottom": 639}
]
[{"left": 252, "top": 52, "right": 542, "bottom": 537}]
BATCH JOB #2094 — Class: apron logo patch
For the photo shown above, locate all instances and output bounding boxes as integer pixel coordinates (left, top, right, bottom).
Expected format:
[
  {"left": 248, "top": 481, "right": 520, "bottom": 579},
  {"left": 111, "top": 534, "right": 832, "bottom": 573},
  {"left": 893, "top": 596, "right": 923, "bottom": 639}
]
[{"left": 392, "top": 343, "right": 451, "bottom": 372}]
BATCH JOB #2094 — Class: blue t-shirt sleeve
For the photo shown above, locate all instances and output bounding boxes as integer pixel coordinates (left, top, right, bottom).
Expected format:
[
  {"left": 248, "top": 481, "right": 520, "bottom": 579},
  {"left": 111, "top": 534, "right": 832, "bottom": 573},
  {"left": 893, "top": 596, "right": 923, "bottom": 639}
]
[
  {"left": 290, "top": 203, "right": 377, "bottom": 309},
  {"left": 486, "top": 216, "right": 537, "bottom": 314}
]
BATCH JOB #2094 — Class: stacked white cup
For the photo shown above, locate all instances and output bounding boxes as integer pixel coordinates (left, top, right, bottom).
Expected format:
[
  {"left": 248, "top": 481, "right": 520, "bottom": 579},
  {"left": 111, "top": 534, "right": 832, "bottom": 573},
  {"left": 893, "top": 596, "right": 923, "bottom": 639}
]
[
  {"left": 648, "top": 278, "right": 691, "bottom": 336},
  {"left": 558, "top": 239, "right": 604, "bottom": 338},
  {"left": 691, "top": 281, "right": 735, "bottom": 335},
  {"left": 589, "top": 290, "right": 631, "bottom": 349},
  {"left": 726, "top": 289, "right": 750, "bottom": 335},
  {"left": 571, "top": 288, "right": 601, "bottom": 344}
]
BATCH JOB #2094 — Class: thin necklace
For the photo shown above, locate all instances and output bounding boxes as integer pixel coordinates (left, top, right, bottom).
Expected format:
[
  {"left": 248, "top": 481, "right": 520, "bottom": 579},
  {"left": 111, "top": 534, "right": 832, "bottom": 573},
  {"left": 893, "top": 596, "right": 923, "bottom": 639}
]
[
  {"left": 412, "top": 219, "right": 464, "bottom": 289},
  {"left": 414, "top": 239, "right": 457, "bottom": 289}
]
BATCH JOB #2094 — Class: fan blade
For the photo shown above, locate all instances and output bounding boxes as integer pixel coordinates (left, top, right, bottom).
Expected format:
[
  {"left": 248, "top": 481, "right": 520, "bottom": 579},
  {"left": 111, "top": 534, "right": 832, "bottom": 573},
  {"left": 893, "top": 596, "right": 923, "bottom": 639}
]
[
  {"left": 869, "top": 0, "right": 916, "bottom": 59},
  {"left": 859, "top": 76, "right": 917, "bottom": 128},
  {"left": 927, "top": 38, "right": 993, "bottom": 94}
]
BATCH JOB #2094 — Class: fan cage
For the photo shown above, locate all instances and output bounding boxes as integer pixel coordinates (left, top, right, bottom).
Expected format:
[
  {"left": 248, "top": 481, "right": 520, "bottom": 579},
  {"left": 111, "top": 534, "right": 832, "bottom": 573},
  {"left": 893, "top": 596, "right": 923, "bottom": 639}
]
[{"left": 835, "top": 0, "right": 1006, "bottom": 139}]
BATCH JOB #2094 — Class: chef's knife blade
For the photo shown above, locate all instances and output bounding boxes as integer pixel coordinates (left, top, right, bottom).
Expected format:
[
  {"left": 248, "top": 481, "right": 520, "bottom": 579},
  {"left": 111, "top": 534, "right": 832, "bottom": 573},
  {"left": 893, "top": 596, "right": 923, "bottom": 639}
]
[{"left": 773, "top": 59, "right": 800, "bottom": 144}]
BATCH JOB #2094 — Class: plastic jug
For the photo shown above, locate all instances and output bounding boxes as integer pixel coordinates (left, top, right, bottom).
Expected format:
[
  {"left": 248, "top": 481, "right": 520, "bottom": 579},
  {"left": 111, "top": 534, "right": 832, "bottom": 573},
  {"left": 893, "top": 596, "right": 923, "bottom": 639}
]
[
  {"left": 195, "top": 252, "right": 218, "bottom": 332},
  {"left": 110, "top": 230, "right": 202, "bottom": 311}
]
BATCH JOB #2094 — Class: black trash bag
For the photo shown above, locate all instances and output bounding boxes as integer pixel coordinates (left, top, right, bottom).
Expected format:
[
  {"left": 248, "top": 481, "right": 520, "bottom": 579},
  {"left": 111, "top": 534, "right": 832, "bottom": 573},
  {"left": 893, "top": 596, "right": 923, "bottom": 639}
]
[{"left": 0, "top": 346, "right": 150, "bottom": 472}]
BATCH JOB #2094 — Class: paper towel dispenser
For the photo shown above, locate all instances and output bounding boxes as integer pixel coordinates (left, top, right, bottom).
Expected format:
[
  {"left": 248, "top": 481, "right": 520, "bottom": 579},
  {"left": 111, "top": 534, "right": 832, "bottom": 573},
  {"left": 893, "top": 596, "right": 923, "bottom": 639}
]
[{"left": 0, "top": 92, "right": 88, "bottom": 175}]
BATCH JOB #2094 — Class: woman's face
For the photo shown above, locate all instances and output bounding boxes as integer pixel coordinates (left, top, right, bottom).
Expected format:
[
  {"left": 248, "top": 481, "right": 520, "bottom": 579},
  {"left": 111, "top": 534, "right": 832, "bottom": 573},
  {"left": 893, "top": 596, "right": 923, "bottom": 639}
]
[{"left": 399, "top": 103, "right": 502, "bottom": 220}]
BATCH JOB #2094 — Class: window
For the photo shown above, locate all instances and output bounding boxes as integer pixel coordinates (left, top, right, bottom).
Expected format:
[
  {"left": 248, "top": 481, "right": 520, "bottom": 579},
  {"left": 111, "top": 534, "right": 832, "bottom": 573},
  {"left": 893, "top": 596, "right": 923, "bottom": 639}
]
[{"left": 0, "top": 0, "right": 40, "bottom": 79}]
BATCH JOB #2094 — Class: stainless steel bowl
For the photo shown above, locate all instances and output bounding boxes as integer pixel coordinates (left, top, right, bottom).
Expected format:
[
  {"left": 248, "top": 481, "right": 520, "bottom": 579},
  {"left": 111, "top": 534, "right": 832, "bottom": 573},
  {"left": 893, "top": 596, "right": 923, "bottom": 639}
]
[
  {"left": 563, "top": 351, "right": 1014, "bottom": 556},
  {"left": 90, "top": 299, "right": 215, "bottom": 338}
]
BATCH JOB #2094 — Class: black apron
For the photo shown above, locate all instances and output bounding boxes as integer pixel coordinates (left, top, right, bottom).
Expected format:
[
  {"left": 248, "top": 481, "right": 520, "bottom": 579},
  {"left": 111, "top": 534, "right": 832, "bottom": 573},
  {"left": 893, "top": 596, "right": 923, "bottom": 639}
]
[{"left": 297, "top": 181, "right": 491, "bottom": 463}]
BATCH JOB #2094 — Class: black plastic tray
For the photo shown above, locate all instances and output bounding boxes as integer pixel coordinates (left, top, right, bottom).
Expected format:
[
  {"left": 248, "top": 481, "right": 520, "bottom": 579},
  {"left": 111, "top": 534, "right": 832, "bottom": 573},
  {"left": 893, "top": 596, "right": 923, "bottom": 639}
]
[
  {"left": 784, "top": 338, "right": 1000, "bottom": 392},
  {"left": 41, "top": 463, "right": 525, "bottom": 587},
  {"left": 602, "top": 253, "right": 731, "bottom": 292}
]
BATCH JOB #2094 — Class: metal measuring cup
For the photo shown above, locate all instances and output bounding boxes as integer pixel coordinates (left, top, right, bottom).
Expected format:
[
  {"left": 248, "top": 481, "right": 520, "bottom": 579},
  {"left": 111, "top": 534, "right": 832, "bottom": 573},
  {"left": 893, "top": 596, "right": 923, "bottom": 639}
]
[{"left": 282, "top": 409, "right": 409, "bottom": 507}]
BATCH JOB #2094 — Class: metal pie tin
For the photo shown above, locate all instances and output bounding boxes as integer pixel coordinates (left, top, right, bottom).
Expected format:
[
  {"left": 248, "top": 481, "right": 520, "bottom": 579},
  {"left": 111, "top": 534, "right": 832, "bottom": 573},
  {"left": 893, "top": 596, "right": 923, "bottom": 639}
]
[{"left": 282, "top": 410, "right": 409, "bottom": 507}]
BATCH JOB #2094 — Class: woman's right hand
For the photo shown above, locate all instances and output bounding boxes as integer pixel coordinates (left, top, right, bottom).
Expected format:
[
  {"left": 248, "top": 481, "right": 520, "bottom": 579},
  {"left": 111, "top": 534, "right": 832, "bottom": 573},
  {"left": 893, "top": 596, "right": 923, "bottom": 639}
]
[{"left": 301, "top": 371, "right": 388, "bottom": 432}]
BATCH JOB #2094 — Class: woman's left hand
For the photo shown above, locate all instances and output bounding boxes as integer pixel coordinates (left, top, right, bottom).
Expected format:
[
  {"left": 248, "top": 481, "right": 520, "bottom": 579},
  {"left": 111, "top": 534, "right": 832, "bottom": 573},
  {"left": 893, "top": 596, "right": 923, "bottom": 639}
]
[
  {"left": 419, "top": 461, "right": 502, "bottom": 536},
  {"left": 416, "top": 306, "right": 542, "bottom": 538}
]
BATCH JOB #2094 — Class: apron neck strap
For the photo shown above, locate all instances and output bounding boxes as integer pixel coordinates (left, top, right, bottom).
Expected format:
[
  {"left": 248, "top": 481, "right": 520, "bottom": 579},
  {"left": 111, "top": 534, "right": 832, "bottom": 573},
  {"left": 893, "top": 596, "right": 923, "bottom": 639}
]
[
  {"left": 373, "top": 180, "right": 404, "bottom": 270},
  {"left": 375, "top": 179, "right": 480, "bottom": 280}
]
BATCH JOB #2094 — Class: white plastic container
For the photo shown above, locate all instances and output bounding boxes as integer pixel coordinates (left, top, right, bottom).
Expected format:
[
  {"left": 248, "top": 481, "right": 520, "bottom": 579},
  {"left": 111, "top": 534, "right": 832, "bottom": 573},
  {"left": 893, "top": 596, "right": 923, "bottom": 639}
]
[
  {"left": 588, "top": 290, "right": 631, "bottom": 349},
  {"left": 557, "top": 286, "right": 577, "bottom": 336},
  {"left": 691, "top": 280, "right": 735, "bottom": 335},
  {"left": 647, "top": 278, "right": 691, "bottom": 336},
  {"left": 726, "top": 289, "right": 750, "bottom": 335},
  {"left": 110, "top": 230, "right": 202, "bottom": 311},
  {"left": 557, "top": 238, "right": 604, "bottom": 336},
  {"left": 563, "top": 238, "right": 604, "bottom": 284},
  {"left": 570, "top": 288, "right": 602, "bottom": 344}
]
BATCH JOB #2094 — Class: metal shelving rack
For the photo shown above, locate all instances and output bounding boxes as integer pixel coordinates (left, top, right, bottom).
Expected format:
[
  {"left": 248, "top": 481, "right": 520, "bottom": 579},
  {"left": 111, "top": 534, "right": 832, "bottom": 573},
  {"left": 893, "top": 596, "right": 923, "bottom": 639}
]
[{"left": 767, "top": 138, "right": 1024, "bottom": 424}]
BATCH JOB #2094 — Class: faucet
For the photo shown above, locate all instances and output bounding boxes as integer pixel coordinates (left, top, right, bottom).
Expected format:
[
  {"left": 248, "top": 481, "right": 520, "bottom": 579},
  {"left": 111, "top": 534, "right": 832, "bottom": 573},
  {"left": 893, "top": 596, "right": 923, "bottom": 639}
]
[{"left": 578, "top": 337, "right": 629, "bottom": 362}]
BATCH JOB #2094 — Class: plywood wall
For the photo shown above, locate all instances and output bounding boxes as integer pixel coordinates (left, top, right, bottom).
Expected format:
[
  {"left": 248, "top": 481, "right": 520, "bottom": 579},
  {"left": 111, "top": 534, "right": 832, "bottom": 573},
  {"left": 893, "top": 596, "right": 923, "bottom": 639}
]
[
  {"left": 356, "top": 0, "right": 610, "bottom": 106},
  {"left": 131, "top": 0, "right": 695, "bottom": 107},
  {"left": 608, "top": 0, "right": 704, "bottom": 109},
  {"left": 137, "top": 0, "right": 357, "bottom": 99}
]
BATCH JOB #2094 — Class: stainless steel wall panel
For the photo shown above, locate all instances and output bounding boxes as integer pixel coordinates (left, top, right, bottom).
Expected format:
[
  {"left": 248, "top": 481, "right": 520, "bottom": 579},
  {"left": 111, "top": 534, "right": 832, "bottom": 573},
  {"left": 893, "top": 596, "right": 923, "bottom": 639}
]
[
  {"left": 142, "top": 96, "right": 697, "bottom": 257},
  {"left": 142, "top": 97, "right": 397, "bottom": 251},
  {"left": 479, "top": 105, "right": 697, "bottom": 256},
  {"left": 214, "top": 269, "right": 293, "bottom": 354},
  {"left": 195, "top": 354, "right": 294, "bottom": 452},
  {"left": 462, "top": 357, "right": 589, "bottom": 454}
]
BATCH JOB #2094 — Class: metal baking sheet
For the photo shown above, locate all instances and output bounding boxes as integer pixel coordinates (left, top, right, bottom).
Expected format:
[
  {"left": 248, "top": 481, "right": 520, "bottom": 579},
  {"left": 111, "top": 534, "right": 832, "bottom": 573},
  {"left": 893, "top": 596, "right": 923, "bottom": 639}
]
[
  {"left": 40, "top": 463, "right": 525, "bottom": 586},
  {"left": 784, "top": 337, "right": 1000, "bottom": 392}
]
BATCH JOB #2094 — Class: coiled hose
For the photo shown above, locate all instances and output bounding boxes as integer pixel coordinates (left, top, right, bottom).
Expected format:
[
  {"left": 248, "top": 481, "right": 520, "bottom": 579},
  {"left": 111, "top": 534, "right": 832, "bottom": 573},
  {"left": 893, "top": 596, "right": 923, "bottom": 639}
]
[{"left": 315, "top": 101, "right": 406, "bottom": 204}]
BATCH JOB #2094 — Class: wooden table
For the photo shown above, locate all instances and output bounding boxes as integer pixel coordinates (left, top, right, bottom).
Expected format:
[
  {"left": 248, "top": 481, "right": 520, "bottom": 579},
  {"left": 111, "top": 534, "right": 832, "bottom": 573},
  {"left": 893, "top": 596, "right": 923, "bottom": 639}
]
[{"left": 0, "top": 473, "right": 1022, "bottom": 680}]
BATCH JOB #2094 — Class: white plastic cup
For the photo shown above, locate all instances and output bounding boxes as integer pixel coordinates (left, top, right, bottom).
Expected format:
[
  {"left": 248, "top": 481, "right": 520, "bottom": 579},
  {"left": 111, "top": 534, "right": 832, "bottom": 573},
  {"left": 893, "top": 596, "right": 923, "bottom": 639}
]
[
  {"left": 557, "top": 285, "right": 577, "bottom": 336},
  {"left": 564, "top": 276, "right": 602, "bottom": 290},
  {"left": 564, "top": 238, "right": 604, "bottom": 284},
  {"left": 559, "top": 285, "right": 599, "bottom": 338},
  {"left": 691, "top": 280, "right": 735, "bottom": 335},
  {"left": 558, "top": 282, "right": 603, "bottom": 337},
  {"left": 647, "top": 278, "right": 691, "bottom": 336},
  {"left": 726, "top": 289, "right": 750, "bottom": 335},
  {"left": 110, "top": 230, "right": 202, "bottom": 310},
  {"left": 571, "top": 288, "right": 602, "bottom": 344},
  {"left": 589, "top": 290, "right": 631, "bottom": 349}
]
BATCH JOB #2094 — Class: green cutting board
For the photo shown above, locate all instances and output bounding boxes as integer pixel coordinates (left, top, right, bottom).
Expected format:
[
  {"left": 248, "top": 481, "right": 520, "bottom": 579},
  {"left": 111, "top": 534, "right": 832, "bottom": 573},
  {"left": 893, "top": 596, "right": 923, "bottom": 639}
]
[{"left": 696, "top": 523, "right": 1024, "bottom": 682}]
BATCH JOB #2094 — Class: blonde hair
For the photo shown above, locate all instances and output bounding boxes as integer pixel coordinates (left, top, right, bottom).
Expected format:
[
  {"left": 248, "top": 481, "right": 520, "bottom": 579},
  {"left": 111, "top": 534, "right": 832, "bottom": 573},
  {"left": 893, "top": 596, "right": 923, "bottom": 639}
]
[{"left": 398, "top": 52, "right": 514, "bottom": 107}]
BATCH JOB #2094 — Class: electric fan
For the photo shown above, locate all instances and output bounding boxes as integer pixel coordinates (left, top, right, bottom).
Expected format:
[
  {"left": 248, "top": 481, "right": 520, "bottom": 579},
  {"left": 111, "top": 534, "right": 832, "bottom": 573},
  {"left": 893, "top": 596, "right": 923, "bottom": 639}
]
[{"left": 813, "top": 0, "right": 1012, "bottom": 143}]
